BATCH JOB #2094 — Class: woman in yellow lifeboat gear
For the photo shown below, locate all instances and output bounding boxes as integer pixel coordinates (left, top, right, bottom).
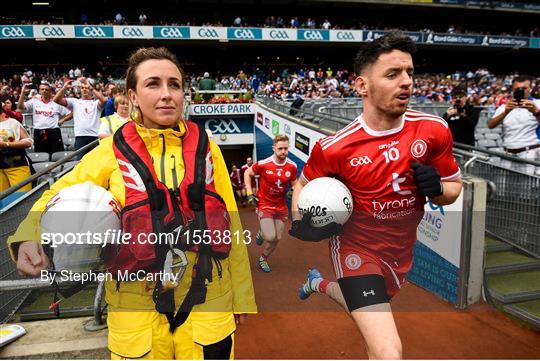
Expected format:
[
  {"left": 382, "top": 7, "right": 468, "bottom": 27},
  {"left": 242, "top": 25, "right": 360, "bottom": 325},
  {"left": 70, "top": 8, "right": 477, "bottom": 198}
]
[{"left": 8, "top": 47, "right": 257, "bottom": 360}]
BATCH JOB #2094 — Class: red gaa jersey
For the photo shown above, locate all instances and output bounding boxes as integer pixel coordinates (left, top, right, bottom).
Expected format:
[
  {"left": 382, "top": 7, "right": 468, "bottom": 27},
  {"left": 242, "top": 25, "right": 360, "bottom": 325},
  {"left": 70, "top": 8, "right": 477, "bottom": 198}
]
[
  {"left": 240, "top": 164, "right": 255, "bottom": 186},
  {"left": 301, "top": 109, "right": 460, "bottom": 263},
  {"left": 230, "top": 168, "right": 242, "bottom": 190},
  {"left": 252, "top": 156, "right": 298, "bottom": 210}
]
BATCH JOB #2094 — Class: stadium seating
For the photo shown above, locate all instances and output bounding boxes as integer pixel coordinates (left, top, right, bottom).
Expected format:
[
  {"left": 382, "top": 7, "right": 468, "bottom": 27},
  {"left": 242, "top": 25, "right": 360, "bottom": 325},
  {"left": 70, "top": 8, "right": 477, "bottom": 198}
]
[
  {"left": 51, "top": 151, "right": 75, "bottom": 162},
  {"left": 32, "top": 162, "right": 60, "bottom": 174},
  {"left": 27, "top": 152, "right": 50, "bottom": 163}
]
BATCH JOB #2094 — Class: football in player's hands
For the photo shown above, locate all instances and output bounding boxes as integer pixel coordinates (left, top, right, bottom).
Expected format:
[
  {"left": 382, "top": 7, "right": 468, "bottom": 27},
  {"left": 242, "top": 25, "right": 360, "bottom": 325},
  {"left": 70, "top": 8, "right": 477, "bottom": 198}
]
[
  {"left": 289, "top": 213, "right": 342, "bottom": 242},
  {"left": 411, "top": 162, "right": 443, "bottom": 198}
]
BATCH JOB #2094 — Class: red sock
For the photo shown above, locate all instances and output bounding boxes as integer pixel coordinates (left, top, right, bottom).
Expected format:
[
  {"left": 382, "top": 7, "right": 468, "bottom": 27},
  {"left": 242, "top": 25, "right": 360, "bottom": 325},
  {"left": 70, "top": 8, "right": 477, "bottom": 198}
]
[
  {"left": 260, "top": 253, "right": 268, "bottom": 260},
  {"left": 318, "top": 279, "right": 330, "bottom": 294}
]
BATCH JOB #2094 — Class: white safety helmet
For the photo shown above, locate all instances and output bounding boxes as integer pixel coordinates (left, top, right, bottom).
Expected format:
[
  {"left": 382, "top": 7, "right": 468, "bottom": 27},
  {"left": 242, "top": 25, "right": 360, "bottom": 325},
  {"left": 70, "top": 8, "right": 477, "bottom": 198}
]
[{"left": 41, "top": 182, "right": 121, "bottom": 274}]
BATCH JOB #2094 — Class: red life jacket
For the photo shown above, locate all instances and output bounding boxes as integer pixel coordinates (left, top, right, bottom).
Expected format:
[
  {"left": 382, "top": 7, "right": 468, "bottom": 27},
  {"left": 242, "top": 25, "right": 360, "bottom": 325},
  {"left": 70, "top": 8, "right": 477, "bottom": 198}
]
[{"left": 105, "top": 120, "right": 231, "bottom": 274}]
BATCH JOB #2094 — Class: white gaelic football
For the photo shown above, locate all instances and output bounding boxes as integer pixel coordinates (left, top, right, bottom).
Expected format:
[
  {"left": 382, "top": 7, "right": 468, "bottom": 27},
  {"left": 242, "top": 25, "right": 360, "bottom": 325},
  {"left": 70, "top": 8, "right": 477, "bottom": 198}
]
[
  {"left": 40, "top": 181, "right": 121, "bottom": 273},
  {"left": 297, "top": 177, "right": 353, "bottom": 228}
]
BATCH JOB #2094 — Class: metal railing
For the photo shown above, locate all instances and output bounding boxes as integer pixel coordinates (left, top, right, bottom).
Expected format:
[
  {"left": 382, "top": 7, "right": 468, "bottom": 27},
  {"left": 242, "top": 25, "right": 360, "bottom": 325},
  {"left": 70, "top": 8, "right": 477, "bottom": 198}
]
[
  {"left": 0, "top": 141, "right": 103, "bottom": 325},
  {"left": 453, "top": 144, "right": 540, "bottom": 258},
  {"left": 256, "top": 97, "right": 351, "bottom": 133},
  {"left": 318, "top": 102, "right": 495, "bottom": 123},
  {"left": 0, "top": 182, "right": 50, "bottom": 324}
]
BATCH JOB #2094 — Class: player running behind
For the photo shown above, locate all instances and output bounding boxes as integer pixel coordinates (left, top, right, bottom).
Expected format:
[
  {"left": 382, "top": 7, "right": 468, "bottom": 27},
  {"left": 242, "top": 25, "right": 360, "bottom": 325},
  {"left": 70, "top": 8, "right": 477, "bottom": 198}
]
[
  {"left": 289, "top": 31, "right": 462, "bottom": 359},
  {"left": 230, "top": 164, "right": 246, "bottom": 207},
  {"left": 244, "top": 135, "right": 297, "bottom": 272},
  {"left": 240, "top": 157, "right": 257, "bottom": 195}
]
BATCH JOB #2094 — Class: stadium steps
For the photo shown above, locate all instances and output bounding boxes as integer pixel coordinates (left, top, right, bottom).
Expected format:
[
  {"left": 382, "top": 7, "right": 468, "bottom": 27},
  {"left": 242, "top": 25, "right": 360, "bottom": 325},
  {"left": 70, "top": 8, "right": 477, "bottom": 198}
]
[
  {"left": 484, "top": 251, "right": 540, "bottom": 275},
  {"left": 484, "top": 237, "right": 540, "bottom": 329},
  {"left": 503, "top": 300, "right": 540, "bottom": 329},
  {"left": 485, "top": 236, "right": 514, "bottom": 253},
  {"left": 486, "top": 269, "right": 540, "bottom": 303}
]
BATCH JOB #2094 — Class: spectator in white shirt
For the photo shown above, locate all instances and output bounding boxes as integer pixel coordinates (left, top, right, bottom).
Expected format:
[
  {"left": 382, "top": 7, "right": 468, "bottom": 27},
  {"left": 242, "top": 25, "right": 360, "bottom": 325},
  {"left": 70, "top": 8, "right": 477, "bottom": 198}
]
[
  {"left": 53, "top": 79, "right": 106, "bottom": 159},
  {"left": 17, "top": 82, "right": 72, "bottom": 154},
  {"left": 489, "top": 75, "right": 540, "bottom": 174},
  {"left": 322, "top": 19, "right": 331, "bottom": 30}
]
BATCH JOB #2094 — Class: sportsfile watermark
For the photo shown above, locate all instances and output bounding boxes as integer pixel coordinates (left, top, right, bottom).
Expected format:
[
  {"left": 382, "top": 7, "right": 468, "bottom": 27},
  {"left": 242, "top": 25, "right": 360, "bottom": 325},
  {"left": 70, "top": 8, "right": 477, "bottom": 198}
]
[
  {"left": 41, "top": 229, "right": 253, "bottom": 248},
  {"left": 37, "top": 210, "right": 253, "bottom": 248}
]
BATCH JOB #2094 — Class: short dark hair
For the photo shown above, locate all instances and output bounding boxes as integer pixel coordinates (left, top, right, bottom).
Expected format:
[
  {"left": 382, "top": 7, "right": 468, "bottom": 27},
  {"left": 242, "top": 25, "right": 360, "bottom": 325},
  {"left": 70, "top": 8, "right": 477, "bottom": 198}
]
[
  {"left": 512, "top": 75, "right": 532, "bottom": 85},
  {"left": 354, "top": 30, "right": 417, "bottom": 75}
]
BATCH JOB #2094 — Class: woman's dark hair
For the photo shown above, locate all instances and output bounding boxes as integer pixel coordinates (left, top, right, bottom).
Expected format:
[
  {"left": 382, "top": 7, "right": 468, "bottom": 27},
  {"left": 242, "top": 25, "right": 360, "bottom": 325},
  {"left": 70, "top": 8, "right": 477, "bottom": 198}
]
[
  {"left": 125, "top": 47, "right": 184, "bottom": 91},
  {"left": 354, "top": 30, "right": 417, "bottom": 75}
]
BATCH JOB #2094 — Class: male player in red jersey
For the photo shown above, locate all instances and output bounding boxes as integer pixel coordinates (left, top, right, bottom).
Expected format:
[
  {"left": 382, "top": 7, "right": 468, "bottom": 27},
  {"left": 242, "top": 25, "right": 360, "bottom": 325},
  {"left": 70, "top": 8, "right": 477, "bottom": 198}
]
[
  {"left": 240, "top": 156, "right": 257, "bottom": 194},
  {"left": 244, "top": 135, "right": 297, "bottom": 272},
  {"left": 229, "top": 164, "right": 246, "bottom": 207},
  {"left": 289, "top": 31, "right": 462, "bottom": 359}
]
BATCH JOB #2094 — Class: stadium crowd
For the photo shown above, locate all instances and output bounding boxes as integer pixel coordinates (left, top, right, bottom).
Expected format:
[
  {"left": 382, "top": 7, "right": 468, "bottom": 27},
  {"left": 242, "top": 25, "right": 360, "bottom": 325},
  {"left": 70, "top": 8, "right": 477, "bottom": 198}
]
[
  {"left": 2, "top": 67, "right": 539, "bottom": 109},
  {"left": 188, "top": 68, "right": 539, "bottom": 109},
  {"left": 3, "top": 14, "right": 538, "bottom": 38}
]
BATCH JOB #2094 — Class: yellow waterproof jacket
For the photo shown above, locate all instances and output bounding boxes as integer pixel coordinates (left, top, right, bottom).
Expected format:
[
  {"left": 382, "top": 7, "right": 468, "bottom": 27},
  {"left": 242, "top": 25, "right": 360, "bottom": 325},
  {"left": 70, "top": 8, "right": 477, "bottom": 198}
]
[{"left": 8, "top": 121, "right": 257, "bottom": 344}]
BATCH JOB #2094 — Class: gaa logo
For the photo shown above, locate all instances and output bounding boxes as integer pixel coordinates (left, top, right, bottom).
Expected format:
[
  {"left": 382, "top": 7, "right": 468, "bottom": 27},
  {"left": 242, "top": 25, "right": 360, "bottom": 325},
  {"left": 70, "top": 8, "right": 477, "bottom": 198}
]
[
  {"left": 233, "top": 29, "right": 255, "bottom": 39},
  {"left": 198, "top": 28, "right": 219, "bottom": 38},
  {"left": 336, "top": 31, "right": 355, "bottom": 40},
  {"left": 42, "top": 27, "right": 65, "bottom": 37},
  {"left": 303, "top": 30, "right": 324, "bottom": 40},
  {"left": 82, "top": 26, "right": 107, "bottom": 37},
  {"left": 160, "top": 27, "right": 184, "bottom": 38},
  {"left": 345, "top": 254, "right": 361, "bottom": 270},
  {"left": 365, "top": 31, "right": 374, "bottom": 42},
  {"left": 256, "top": 112, "right": 263, "bottom": 125},
  {"left": 205, "top": 119, "right": 241, "bottom": 134},
  {"left": 269, "top": 30, "right": 289, "bottom": 39},
  {"left": 349, "top": 155, "right": 373, "bottom": 167},
  {"left": 410, "top": 139, "right": 427, "bottom": 158},
  {"left": 122, "top": 27, "right": 144, "bottom": 37},
  {"left": 1, "top": 26, "right": 27, "bottom": 37}
]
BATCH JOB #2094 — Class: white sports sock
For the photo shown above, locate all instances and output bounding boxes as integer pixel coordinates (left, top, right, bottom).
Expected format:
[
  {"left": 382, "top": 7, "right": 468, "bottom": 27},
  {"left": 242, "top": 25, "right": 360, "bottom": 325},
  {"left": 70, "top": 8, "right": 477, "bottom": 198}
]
[{"left": 310, "top": 277, "right": 323, "bottom": 292}]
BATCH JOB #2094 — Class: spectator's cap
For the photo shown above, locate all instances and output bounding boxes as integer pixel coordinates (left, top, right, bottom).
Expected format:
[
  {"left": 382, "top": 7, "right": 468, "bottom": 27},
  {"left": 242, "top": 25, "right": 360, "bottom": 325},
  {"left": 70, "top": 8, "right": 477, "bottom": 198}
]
[
  {"left": 204, "top": 72, "right": 210, "bottom": 78},
  {"left": 451, "top": 83, "right": 467, "bottom": 97}
]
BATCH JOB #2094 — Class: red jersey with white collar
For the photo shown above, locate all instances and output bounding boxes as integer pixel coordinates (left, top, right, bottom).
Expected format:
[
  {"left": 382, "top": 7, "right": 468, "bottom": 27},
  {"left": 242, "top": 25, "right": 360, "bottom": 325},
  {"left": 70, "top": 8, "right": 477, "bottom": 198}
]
[
  {"left": 240, "top": 164, "right": 255, "bottom": 187},
  {"left": 230, "top": 168, "right": 242, "bottom": 189},
  {"left": 252, "top": 156, "right": 297, "bottom": 210},
  {"left": 301, "top": 109, "right": 460, "bottom": 263}
]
